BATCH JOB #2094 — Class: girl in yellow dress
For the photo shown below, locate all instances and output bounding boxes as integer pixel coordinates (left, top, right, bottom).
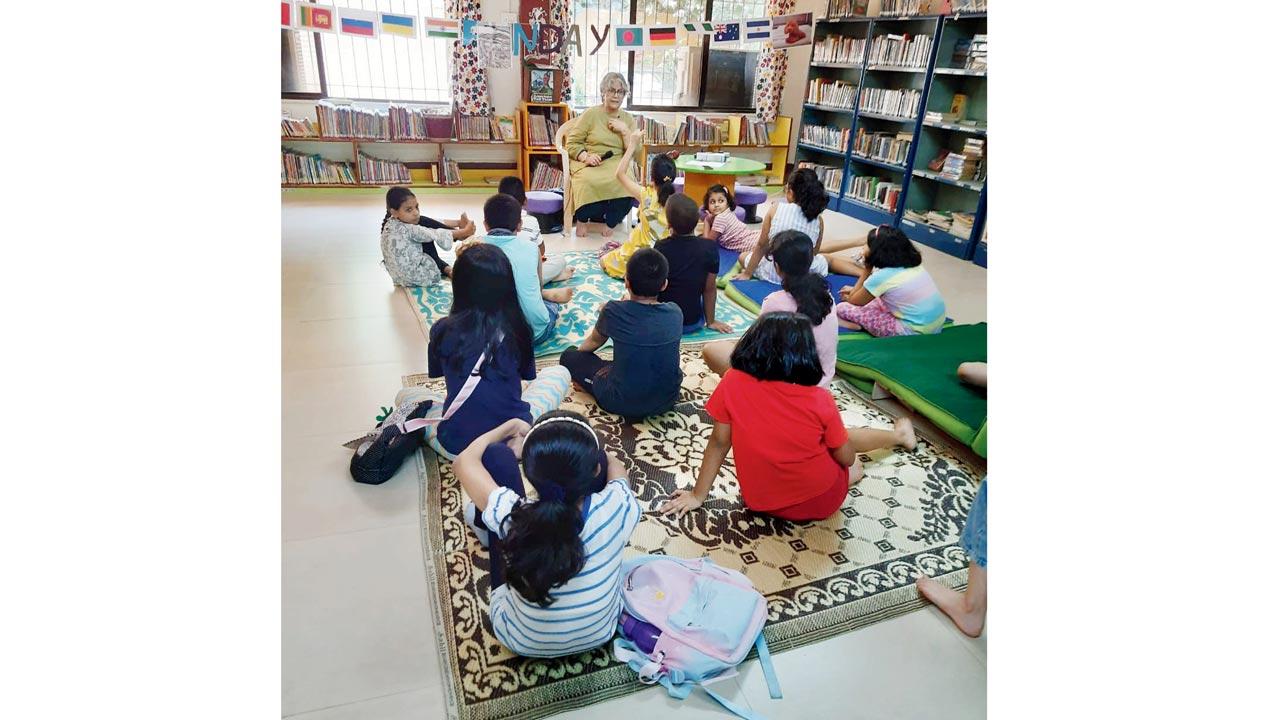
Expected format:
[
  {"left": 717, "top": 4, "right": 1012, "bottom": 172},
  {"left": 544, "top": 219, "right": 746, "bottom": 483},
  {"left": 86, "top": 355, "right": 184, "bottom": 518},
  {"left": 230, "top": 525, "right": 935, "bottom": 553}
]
[{"left": 598, "top": 128, "right": 678, "bottom": 279}]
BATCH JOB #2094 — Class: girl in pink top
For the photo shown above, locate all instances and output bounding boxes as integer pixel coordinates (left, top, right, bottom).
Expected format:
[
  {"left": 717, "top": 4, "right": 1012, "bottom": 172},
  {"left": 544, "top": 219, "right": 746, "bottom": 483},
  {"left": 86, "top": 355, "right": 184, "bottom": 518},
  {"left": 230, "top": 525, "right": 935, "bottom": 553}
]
[
  {"left": 702, "top": 184, "right": 759, "bottom": 252},
  {"left": 701, "top": 230, "right": 839, "bottom": 388}
]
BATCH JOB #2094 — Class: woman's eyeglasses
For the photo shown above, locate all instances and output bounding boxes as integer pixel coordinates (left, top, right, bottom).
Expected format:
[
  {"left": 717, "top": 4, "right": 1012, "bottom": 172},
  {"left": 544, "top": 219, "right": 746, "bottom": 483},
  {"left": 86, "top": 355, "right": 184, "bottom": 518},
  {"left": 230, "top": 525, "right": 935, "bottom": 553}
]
[{"left": 604, "top": 88, "right": 628, "bottom": 97}]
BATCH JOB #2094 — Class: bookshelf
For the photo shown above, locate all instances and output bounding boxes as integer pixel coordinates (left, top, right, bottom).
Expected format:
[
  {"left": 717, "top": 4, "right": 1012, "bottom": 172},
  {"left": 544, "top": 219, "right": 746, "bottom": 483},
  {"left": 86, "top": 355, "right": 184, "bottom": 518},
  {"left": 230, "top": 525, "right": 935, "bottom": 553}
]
[
  {"left": 635, "top": 113, "right": 792, "bottom": 188},
  {"left": 280, "top": 103, "right": 522, "bottom": 189},
  {"left": 807, "top": 5, "right": 987, "bottom": 263},
  {"left": 519, "top": 101, "right": 573, "bottom": 191}
]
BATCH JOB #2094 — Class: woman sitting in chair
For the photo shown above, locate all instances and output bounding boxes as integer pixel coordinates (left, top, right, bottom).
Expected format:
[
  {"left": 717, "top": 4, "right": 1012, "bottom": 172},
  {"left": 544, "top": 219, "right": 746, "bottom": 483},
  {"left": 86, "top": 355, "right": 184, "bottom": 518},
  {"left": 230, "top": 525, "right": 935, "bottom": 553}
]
[{"left": 565, "top": 71, "right": 637, "bottom": 239}]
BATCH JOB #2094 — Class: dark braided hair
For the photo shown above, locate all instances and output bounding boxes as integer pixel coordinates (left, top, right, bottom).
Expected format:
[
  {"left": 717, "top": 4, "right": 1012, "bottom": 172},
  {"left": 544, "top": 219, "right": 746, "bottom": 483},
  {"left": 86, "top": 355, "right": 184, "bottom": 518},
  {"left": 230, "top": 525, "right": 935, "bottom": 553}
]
[
  {"left": 769, "top": 230, "right": 832, "bottom": 326},
  {"left": 787, "top": 168, "right": 827, "bottom": 221}
]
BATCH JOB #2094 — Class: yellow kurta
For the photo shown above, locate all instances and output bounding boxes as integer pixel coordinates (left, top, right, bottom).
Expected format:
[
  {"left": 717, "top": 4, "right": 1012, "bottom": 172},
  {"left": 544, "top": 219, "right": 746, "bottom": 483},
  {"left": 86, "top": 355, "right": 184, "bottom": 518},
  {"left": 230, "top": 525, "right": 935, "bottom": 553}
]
[
  {"left": 600, "top": 185, "right": 669, "bottom": 278},
  {"left": 565, "top": 106, "right": 636, "bottom": 209}
]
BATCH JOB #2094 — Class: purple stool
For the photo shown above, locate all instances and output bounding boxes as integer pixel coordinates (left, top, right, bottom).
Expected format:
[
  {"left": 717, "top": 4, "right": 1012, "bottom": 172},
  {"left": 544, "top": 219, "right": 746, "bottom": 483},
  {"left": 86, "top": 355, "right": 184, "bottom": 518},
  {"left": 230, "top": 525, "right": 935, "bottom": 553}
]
[
  {"left": 673, "top": 177, "right": 685, "bottom": 194},
  {"left": 734, "top": 184, "right": 768, "bottom": 224},
  {"left": 526, "top": 190, "right": 564, "bottom": 233},
  {"left": 700, "top": 207, "right": 747, "bottom": 223}
]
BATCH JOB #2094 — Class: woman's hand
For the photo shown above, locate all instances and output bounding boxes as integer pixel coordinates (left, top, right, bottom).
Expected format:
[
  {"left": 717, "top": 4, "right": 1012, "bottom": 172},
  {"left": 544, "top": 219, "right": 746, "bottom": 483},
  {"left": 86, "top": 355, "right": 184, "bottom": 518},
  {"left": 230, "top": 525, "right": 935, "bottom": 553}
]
[
  {"left": 659, "top": 489, "right": 706, "bottom": 518},
  {"left": 607, "top": 118, "right": 629, "bottom": 135},
  {"left": 579, "top": 151, "right": 603, "bottom": 166}
]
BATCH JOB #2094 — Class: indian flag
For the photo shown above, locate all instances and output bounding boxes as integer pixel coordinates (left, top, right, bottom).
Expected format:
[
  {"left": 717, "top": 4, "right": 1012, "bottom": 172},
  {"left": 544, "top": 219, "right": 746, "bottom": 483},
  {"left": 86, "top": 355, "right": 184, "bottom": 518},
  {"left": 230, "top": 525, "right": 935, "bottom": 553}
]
[
  {"left": 380, "top": 13, "right": 416, "bottom": 38},
  {"left": 425, "top": 17, "right": 459, "bottom": 39}
]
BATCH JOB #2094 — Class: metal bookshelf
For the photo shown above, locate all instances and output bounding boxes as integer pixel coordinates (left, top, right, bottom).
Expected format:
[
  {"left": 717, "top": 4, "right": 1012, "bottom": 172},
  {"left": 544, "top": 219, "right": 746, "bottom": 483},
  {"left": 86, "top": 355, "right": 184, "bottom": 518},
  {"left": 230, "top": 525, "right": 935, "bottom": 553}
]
[{"left": 807, "top": 8, "right": 988, "bottom": 264}]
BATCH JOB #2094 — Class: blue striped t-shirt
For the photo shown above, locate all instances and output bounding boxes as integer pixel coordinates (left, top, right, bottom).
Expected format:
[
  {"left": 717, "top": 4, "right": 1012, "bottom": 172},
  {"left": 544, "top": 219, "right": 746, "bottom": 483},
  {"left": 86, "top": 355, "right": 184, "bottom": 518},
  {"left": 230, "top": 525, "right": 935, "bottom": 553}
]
[{"left": 482, "top": 477, "right": 641, "bottom": 658}]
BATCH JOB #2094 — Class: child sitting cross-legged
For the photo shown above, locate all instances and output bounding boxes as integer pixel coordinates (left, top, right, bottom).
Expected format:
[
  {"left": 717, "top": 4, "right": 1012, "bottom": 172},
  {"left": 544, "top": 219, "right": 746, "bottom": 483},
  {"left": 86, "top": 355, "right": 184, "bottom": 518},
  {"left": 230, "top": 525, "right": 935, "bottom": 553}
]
[
  {"left": 656, "top": 194, "right": 734, "bottom": 335},
  {"left": 559, "top": 248, "right": 684, "bottom": 420},
  {"left": 454, "top": 412, "right": 641, "bottom": 658},
  {"left": 826, "top": 225, "right": 946, "bottom": 337},
  {"left": 497, "top": 176, "right": 575, "bottom": 286},
  {"left": 660, "top": 312, "right": 917, "bottom": 522}
]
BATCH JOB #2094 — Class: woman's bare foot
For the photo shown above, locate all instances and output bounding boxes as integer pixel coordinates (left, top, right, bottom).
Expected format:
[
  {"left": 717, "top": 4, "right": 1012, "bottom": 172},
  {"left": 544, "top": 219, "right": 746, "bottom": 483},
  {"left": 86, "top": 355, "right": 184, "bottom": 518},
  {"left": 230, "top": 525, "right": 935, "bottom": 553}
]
[
  {"left": 602, "top": 224, "right": 614, "bottom": 239},
  {"left": 838, "top": 318, "right": 864, "bottom": 331},
  {"left": 552, "top": 266, "right": 577, "bottom": 282},
  {"left": 542, "top": 287, "right": 575, "bottom": 304},
  {"left": 893, "top": 417, "right": 917, "bottom": 451},
  {"left": 915, "top": 575, "right": 985, "bottom": 638},
  {"left": 575, "top": 223, "right": 588, "bottom": 238},
  {"left": 847, "top": 458, "right": 864, "bottom": 488}
]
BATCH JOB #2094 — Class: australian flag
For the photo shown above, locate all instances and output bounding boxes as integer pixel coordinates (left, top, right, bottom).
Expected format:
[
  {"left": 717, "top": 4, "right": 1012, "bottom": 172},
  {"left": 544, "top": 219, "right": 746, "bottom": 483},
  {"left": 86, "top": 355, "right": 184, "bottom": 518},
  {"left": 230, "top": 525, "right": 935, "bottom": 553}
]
[{"left": 713, "top": 22, "right": 740, "bottom": 43}]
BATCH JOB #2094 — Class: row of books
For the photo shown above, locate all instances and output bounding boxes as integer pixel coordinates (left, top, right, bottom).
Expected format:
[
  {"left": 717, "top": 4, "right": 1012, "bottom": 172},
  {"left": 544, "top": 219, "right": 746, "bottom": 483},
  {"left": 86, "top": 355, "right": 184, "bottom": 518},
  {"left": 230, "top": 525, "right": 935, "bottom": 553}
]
[
  {"left": 953, "top": 0, "right": 987, "bottom": 12},
  {"left": 635, "top": 115, "right": 677, "bottom": 144},
  {"left": 740, "top": 118, "right": 774, "bottom": 145},
  {"left": 860, "top": 87, "right": 921, "bottom": 118},
  {"left": 953, "top": 34, "right": 987, "bottom": 70},
  {"left": 807, "top": 79, "right": 857, "bottom": 108},
  {"left": 800, "top": 124, "right": 850, "bottom": 152},
  {"left": 853, "top": 129, "right": 912, "bottom": 166},
  {"left": 281, "top": 116, "right": 319, "bottom": 137},
  {"left": 868, "top": 33, "right": 932, "bottom": 68},
  {"left": 281, "top": 150, "right": 356, "bottom": 185},
  {"left": 356, "top": 152, "right": 411, "bottom": 185},
  {"left": 824, "top": 0, "right": 985, "bottom": 18},
  {"left": 316, "top": 101, "right": 389, "bottom": 139},
  {"left": 812, "top": 36, "right": 866, "bottom": 65},
  {"left": 904, "top": 208, "right": 975, "bottom": 237},
  {"left": 430, "top": 156, "right": 462, "bottom": 185},
  {"left": 527, "top": 113, "right": 562, "bottom": 146},
  {"left": 848, "top": 175, "right": 902, "bottom": 212},
  {"left": 458, "top": 115, "right": 496, "bottom": 141},
  {"left": 939, "top": 139, "right": 985, "bottom": 182},
  {"left": 388, "top": 104, "right": 454, "bottom": 140},
  {"left": 796, "top": 162, "right": 844, "bottom": 197},
  {"left": 879, "top": 0, "right": 925, "bottom": 16},
  {"left": 530, "top": 161, "right": 564, "bottom": 191}
]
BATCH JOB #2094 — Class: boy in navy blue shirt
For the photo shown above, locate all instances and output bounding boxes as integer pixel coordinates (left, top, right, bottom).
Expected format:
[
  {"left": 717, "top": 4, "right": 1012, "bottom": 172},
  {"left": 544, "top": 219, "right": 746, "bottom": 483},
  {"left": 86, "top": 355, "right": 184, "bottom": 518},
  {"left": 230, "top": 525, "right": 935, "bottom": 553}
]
[{"left": 654, "top": 194, "right": 732, "bottom": 334}]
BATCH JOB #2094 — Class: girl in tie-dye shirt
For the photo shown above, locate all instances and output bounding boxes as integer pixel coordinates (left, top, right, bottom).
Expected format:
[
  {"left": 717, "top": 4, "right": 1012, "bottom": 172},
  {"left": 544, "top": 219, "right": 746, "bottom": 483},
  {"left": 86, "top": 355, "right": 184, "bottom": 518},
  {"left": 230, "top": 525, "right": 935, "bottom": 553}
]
[{"left": 829, "top": 226, "right": 946, "bottom": 337}]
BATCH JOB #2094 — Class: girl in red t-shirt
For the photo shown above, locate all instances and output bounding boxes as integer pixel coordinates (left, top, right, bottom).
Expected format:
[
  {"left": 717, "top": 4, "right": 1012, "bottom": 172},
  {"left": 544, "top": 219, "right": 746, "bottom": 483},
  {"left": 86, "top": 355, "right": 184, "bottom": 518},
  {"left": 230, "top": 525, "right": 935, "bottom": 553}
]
[{"left": 659, "top": 312, "right": 917, "bottom": 521}]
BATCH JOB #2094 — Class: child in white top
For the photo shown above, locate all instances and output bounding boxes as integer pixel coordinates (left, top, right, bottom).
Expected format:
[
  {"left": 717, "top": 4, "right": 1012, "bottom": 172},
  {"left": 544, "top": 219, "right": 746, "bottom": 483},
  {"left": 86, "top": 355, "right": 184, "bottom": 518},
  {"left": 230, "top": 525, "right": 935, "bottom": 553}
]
[
  {"left": 736, "top": 168, "right": 829, "bottom": 283},
  {"left": 380, "top": 187, "right": 475, "bottom": 287}
]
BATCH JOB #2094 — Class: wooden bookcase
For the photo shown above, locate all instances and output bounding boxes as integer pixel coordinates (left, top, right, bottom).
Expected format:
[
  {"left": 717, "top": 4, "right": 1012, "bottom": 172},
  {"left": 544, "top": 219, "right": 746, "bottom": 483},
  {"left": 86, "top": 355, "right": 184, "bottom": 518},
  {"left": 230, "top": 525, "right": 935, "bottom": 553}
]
[
  {"left": 519, "top": 101, "right": 573, "bottom": 191},
  {"left": 808, "top": 5, "right": 988, "bottom": 263},
  {"left": 635, "top": 114, "right": 793, "bottom": 188}
]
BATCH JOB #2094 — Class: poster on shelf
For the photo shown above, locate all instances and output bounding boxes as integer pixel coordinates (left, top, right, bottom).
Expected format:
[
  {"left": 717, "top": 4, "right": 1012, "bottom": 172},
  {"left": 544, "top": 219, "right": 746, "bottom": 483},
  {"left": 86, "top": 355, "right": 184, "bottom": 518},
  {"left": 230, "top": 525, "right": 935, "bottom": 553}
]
[
  {"left": 770, "top": 12, "right": 813, "bottom": 49},
  {"left": 337, "top": 7, "right": 379, "bottom": 38},
  {"left": 380, "top": 12, "right": 416, "bottom": 39},
  {"left": 298, "top": 3, "right": 336, "bottom": 33}
]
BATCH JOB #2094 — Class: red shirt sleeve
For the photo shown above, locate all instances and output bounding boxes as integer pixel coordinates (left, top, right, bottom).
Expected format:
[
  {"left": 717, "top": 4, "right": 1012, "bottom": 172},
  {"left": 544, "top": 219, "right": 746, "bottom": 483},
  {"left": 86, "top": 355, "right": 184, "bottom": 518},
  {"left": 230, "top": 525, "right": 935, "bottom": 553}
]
[
  {"left": 705, "top": 370, "right": 736, "bottom": 425},
  {"left": 818, "top": 390, "right": 849, "bottom": 449}
]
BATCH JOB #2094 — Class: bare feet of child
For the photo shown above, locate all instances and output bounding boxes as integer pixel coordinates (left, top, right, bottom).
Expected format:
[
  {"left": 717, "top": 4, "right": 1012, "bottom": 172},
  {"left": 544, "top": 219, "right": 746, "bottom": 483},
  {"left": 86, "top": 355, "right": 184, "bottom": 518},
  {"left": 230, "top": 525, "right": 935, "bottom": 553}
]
[
  {"left": 602, "top": 225, "right": 614, "bottom": 239},
  {"left": 915, "top": 574, "right": 986, "bottom": 638},
  {"left": 893, "top": 417, "right": 917, "bottom": 451},
  {"left": 847, "top": 457, "right": 864, "bottom": 488},
  {"left": 542, "top": 287, "right": 575, "bottom": 304},
  {"left": 575, "top": 223, "right": 588, "bottom": 239},
  {"left": 552, "top": 266, "right": 577, "bottom": 283}
]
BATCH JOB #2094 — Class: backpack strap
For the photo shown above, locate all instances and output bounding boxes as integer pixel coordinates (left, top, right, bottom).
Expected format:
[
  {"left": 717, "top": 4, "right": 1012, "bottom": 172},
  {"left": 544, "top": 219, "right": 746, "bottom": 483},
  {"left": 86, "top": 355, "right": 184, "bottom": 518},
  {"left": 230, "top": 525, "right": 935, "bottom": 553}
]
[
  {"left": 699, "top": 684, "right": 772, "bottom": 720},
  {"left": 401, "top": 333, "right": 503, "bottom": 433},
  {"left": 754, "top": 631, "right": 782, "bottom": 700}
]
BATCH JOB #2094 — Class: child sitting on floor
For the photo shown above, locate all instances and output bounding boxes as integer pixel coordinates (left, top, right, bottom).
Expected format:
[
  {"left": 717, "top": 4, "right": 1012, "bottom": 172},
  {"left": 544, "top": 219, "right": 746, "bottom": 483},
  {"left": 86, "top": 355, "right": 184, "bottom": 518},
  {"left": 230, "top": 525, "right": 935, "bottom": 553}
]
[
  {"left": 497, "top": 176, "right": 575, "bottom": 286},
  {"left": 379, "top": 186, "right": 476, "bottom": 287},
  {"left": 656, "top": 194, "right": 733, "bottom": 335},
  {"left": 828, "top": 226, "right": 946, "bottom": 337},
  {"left": 559, "top": 248, "right": 684, "bottom": 420},
  {"left": 395, "top": 243, "right": 571, "bottom": 459},
  {"left": 701, "top": 231, "right": 838, "bottom": 388},
  {"left": 660, "top": 312, "right": 916, "bottom": 522},
  {"left": 469, "top": 194, "right": 574, "bottom": 347},
  {"left": 599, "top": 129, "right": 677, "bottom": 279},
  {"left": 735, "top": 168, "right": 828, "bottom": 283},
  {"left": 454, "top": 412, "right": 640, "bottom": 658},
  {"left": 701, "top": 184, "right": 758, "bottom": 253}
]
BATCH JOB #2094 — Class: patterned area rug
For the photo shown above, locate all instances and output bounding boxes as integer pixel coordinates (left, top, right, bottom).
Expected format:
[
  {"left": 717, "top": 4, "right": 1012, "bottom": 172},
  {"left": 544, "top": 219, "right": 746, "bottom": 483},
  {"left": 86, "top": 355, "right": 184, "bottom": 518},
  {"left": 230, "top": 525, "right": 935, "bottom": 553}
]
[
  {"left": 409, "top": 348, "right": 982, "bottom": 720},
  {"left": 402, "top": 250, "right": 757, "bottom": 358}
]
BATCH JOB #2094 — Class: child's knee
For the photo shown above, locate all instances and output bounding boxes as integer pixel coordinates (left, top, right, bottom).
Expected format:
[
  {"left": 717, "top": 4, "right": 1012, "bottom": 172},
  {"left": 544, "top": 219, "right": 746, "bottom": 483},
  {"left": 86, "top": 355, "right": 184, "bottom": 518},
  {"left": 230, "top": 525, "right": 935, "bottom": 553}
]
[{"left": 480, "top": 442, "right": 518, "bottom": 473}]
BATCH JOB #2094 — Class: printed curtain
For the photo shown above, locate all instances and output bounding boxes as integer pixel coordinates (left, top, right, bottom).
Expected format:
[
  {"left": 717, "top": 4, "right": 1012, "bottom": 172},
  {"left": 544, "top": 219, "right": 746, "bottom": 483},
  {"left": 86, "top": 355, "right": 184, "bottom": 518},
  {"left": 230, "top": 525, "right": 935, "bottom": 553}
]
[
  {"left": 751, "top": 0, "right": 795, "bottom": 121},
  {"left": 550, "top": 0, "right": 572, "bottom": 103},
  {"left": 449, "top": 0, "right": 490, "bottom": 114}
]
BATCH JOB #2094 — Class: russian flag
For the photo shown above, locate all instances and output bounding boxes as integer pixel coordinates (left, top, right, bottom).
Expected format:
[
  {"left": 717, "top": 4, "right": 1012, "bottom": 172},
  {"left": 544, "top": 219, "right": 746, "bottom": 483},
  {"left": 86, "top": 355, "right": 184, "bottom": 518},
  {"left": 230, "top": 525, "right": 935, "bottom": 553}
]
[
  {"left": 380, "top": 13, "right": 415, "bottom": 38},
  {"left": 338, "top": 8, "right": 378, "bottom": 37}
]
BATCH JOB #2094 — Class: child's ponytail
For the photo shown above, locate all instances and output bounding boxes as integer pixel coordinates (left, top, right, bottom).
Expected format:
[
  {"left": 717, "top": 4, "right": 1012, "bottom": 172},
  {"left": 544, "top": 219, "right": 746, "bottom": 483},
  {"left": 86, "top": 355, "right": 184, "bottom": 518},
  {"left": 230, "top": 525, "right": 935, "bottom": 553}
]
[
  {"left": 500, "top": 411, "right": 605, "bottom": 607},
  {"left": 772, "top": 230, "right": 833, "bottom": 325}
]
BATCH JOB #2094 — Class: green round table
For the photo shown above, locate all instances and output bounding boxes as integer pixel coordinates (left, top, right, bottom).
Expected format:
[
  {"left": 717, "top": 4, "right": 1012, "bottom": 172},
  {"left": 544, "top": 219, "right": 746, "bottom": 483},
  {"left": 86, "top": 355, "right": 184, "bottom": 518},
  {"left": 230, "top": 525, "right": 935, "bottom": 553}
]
[{"left": 674, "top": 155, "right": 766, "bottom": 209}]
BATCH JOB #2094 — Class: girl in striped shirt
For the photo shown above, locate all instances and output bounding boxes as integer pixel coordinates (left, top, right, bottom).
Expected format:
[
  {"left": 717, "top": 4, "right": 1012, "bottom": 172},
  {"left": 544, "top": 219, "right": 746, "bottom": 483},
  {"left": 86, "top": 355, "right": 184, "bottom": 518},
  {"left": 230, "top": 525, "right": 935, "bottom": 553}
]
[{"left": 453, "top": 411, "right": 641, "bottom": 658}]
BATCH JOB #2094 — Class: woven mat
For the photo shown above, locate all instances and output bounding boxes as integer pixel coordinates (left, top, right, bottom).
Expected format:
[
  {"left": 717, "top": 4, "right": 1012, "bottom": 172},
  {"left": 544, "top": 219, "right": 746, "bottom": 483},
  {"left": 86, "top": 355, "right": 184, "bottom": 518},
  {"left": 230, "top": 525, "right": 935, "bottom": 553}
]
[
  {"left": 408, "top": 348, "right": 982, "bottom": 720},
  {"left": 401, "top": 250, "right": 757, "bottom": 358}
]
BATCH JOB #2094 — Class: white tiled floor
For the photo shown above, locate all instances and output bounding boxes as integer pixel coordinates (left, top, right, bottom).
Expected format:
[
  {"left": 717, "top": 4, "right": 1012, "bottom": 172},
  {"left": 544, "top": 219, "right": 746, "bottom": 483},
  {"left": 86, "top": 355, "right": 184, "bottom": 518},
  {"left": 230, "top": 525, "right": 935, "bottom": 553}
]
[{"left": 281, "top": 190, "right": 988, "bottom": 719}]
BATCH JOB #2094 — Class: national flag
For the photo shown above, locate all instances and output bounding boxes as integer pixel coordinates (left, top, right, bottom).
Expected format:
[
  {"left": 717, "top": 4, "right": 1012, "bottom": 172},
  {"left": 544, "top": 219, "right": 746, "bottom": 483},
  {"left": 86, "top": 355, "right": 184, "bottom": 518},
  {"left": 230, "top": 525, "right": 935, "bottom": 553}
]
[
  {"left": 299, "top": 4, "right": 335, "bottom": 33},
  {"left": 647, "top": 26, "right": 677, "bottom": 46},
  {"left": 338, "top": 8, "right": 378, "bottom": 38},
  {"left": 425, "top": 17, "right": 459, "bottom": 39},
  {"left": 380, "top": 13, "right": 416, "bottom": 39},
  {"left": 281, "top": 1, "right": 293, "bottom": 28},
  {"left": 712, "top": 22, "right": 740, "bottom": 44},
  {"left": 615, "top": 25, "right": 645, "bottom": 48},
  {"left": 744, "top": 19, "right": 771, "bottom": 42},
  {"left": 682, "top": 22, "right": 714, "bottom": 34}
]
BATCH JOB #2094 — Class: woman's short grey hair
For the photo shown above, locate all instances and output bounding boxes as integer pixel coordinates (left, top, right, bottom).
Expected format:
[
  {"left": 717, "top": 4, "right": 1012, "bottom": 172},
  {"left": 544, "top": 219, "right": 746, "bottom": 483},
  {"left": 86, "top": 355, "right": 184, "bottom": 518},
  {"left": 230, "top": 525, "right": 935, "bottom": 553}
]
[{"left": 599, "top": 72, "right": 629, "bottom": 97}]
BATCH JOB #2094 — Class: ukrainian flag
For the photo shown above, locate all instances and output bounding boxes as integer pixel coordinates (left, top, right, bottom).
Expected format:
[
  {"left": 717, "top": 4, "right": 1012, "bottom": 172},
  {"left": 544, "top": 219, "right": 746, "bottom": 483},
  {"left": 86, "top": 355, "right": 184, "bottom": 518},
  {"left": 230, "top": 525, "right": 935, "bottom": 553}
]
[{"left": 381, "top": 13, "right": 416, "bottom": 38}]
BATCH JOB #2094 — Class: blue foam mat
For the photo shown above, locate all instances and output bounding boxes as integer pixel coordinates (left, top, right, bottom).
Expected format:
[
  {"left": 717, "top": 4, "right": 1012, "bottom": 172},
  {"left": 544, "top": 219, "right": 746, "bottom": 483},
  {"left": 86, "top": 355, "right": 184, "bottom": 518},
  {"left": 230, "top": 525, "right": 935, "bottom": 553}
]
[
  {"left": 717, "top": 247, "right": 741, "bottom": 277},
  {"left": 728, "top": 273, "right": 864, "bottom": 334}
]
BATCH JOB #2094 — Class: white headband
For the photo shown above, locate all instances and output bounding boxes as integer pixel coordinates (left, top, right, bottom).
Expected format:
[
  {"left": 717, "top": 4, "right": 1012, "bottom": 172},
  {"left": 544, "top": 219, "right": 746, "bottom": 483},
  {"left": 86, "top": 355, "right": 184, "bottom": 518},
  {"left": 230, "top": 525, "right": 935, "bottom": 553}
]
[{"left": 526, "top": 416, "right": 600, "bottom": 449}]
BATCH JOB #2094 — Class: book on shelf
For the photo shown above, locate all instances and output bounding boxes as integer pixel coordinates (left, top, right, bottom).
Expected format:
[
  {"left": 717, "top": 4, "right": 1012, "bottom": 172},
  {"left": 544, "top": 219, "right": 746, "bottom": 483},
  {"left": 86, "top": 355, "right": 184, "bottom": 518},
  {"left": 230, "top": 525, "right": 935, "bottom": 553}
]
[
  {"left": 281, "top": 149, "right": 356, "bottom": 185},
  {"left": 878, "top": 0, "right": 924, "bottom": 17},
  {"left": 800, "top": 124, "right": 851, "bottom": 152},
  {"left": 859, "top": 87, "right": 921, "bottom": 119},
  {"left": 459, "top": 114, "right": 500, "bottom": 141},
  {"left": 496, "top": 116, "right": 517, "bottom": 141},
  {"left": 432, "top": 155, "right": 463, "bottom": 185},
  {"left": 388, "top": 104, "right": 453, "bottom": 140},
  {"left": 867, "top": 33, "right": 932, "bottom": 68},
  {"left": 316, "top": 101, "right": 390, "bottom": 139},
  {"left": 848, "top": 175, "right": 901, "bottom": 212},
  {"left": 530, "top": 161, "right": 564, "bottom": 191},
  {"left": 635, "top": 115, "right": 674, "bottom": 144},
  {"left": 953, "top": 0, "right": 987, "bottom": 13},
  {"left": 281, "top": 116, "right": 319, "bottom": 137},
  {"left": 739, "top": 117, "right": 774, "bottom": 146},
  {"left": 905, "top": 208, "right": 975, "bottom": 237},
  {"left": 949, "top": 93, "right": 968, "bottom": 121},
  {"left": 939, "top": 151, "right": 977, "bottom": 181},
  {"left": 807, "top": 78, "right": 857, "bottom": 109},
  {"left": 356, "top": 151, "right": 411, "bottom": 185},
  {"left": 853, "top": 128, "right": 913, "bottom": 166},
  {"left": 812, "top": 36, "right": 866, "bottom": 65},
  {"left": 526, "top": 112, "right": 562, "bottom": 147},
  {"left": 824, "top": 0, "right": 869, "bottom": 17}
]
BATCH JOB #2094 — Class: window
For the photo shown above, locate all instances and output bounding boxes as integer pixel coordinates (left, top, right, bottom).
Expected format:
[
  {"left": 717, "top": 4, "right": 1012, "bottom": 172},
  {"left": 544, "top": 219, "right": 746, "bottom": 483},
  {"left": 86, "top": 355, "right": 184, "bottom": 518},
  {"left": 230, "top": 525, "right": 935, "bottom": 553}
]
[
  {"left": 569, "top": 0, "right": 768, "bottom": 111},
  {"left": 282, "top": 0, "right": 453, "bottom": 103}
]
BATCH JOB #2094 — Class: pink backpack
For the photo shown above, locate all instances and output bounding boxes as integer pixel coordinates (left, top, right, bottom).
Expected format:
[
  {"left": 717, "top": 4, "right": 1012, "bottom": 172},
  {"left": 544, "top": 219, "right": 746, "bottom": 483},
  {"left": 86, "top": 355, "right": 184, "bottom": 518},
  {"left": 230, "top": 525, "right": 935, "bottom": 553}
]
[{"left": 613, "top": 555, "right": 782, "bottom": 719}]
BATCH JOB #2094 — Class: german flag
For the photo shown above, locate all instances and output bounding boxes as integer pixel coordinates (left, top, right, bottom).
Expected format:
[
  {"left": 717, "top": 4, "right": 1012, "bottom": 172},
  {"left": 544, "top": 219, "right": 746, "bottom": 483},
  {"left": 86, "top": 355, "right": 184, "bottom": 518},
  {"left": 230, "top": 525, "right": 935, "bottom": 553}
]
[{"left": 647, "top": 26, "right": 677, "bottom": 46}]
